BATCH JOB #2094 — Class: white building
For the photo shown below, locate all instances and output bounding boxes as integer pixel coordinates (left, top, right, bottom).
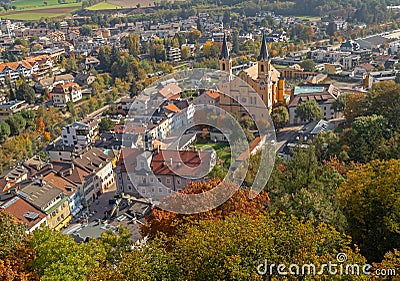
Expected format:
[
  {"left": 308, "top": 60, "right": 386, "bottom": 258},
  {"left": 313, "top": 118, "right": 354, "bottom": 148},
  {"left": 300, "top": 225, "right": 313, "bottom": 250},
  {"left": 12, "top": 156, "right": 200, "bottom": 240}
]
[
  {"left": 61, "top": 122, "right": 97, "bottom": 148},
  {"left": 73, "top": 148, "right": 115, "bottom": 195},
  {"left": 52, "top": 82, "right": 82, "bottom": 107}
]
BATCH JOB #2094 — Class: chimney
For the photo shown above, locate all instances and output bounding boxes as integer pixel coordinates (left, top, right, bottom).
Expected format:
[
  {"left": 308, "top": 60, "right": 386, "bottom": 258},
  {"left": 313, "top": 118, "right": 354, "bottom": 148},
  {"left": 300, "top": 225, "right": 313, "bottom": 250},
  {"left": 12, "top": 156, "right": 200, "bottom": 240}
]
[{"left": 169, "top": 158, "right": 173, "bottom": 166}]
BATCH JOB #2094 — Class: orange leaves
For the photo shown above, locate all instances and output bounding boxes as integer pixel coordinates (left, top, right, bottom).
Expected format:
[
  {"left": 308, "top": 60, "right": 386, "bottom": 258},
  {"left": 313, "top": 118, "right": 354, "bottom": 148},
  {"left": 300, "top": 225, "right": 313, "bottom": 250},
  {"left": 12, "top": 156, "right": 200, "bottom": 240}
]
[
  {"left": 141, "top": 179, "right": 270, "bottom": 239},
  {"left": 35, "top": 117, "right": 45, "bottom": 134}
]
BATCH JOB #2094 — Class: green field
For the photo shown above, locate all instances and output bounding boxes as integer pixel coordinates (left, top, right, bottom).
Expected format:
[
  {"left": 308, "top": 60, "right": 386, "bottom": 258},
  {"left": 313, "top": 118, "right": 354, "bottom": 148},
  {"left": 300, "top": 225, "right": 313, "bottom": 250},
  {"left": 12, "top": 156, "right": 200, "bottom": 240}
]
[
  {"left": 1, "top": 12, "right": 66, "bottom": 20},
  {"left": 86, "top": 2, "right": 125, "bottom": 10},
  {"left": 7, "top": 0, "right": 79, "bottom": 10},
  {"left": 196, "top": 142, "right": 231, "bottom": 164}
]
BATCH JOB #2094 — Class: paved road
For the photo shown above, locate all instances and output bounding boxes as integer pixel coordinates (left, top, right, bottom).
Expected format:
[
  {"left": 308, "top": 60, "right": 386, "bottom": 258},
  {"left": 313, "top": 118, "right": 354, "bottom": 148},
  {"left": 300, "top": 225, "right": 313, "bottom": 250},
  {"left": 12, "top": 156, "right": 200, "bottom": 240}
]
[{"left": 275, "top": 125, "right": 303, "bottom": 152}]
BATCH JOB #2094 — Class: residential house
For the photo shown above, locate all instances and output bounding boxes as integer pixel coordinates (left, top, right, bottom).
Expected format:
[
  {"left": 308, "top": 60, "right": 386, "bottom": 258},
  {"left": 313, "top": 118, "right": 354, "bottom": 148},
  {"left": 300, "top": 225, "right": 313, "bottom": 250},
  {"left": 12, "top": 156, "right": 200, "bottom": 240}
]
[
  {"left": 73, "top": 148, "right": 115, "bottom": 195},
  {"left": 0, "top": 60, "right": 34, "bottom": 84},
  {"left": 17, "top": 179, "right": 71, "bottom": 230},
  {"left": 74, "top": 72, "right": 96, "bottom": 87},
  {"left": 166, "top": 46, "right": 181, "bottom": 62},
  {"left": 35, "top": 73, "right": 74, "bottom": 93},
  {"left": 194, "top": 90, "right": 220, "bottom": 107},
  {"left": 1, "top": 196, "right": 47, "bottom": 233},
  {"left": 61, "top": 122, "right": 97, "bottom": 149},
  {"left": 0, "top": 165, "right": 29, "bottom": 192},
  {"left": 288, "top": 84, "right": 341, "bottom": 125},
  {"left": 43, "top": 172, "right": 83, "bottom": 217},
  {"left": 115, "top": 148, "right": 216, "bottom": 199},
  {"left": 0, "top": 100, "right": 27, "bottom": 120},
  {"left": 52, "top": 82, "right": 82, "bottom": 107}
]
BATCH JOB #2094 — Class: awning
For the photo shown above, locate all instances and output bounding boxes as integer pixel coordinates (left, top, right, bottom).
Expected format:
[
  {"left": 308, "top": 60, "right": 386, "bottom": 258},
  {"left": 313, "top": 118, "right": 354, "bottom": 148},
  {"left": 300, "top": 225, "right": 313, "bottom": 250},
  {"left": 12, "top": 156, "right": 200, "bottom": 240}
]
[{"left": 54, "top": 215, "right": 73, "bottom": 231}]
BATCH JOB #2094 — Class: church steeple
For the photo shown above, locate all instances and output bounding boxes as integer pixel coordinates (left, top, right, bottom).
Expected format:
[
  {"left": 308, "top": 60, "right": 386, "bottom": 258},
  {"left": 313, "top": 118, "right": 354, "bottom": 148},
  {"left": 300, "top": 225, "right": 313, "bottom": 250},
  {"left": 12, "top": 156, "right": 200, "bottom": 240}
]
[
  {"left": 219, "top": 33, "right": 230, "bottom": 60},
  {"left": 257, "top": 31, "right": 270, "bottom": 79},
  {"left": 219, "top": 33, "right": 232, "bottom": 75},
  {"left": 258, "top": 32, "right": 269, "bottom": 61}
]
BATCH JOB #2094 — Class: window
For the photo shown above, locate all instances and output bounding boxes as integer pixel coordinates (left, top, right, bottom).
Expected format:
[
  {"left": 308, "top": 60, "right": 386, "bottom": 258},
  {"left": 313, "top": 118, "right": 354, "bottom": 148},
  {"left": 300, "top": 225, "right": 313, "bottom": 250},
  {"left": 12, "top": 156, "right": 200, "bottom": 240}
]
[
  {"left": 177, "top": 179, "right": 181, "bottom": 184},
  {"left": 166, "top": 178, "right": 171, "bottom": 184},
  {"left": 261, "top": 64, "right": 264, "bottom": 72},
  {"left": 222, "top": 63, "right": 226, "bottom": 71}
]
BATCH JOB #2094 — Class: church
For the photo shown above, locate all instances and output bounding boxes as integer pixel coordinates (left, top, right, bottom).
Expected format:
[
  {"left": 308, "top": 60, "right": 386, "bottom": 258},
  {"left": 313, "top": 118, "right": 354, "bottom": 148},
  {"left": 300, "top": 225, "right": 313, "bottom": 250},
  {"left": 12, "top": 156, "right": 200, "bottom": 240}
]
[{"left": 217, "top": 32, "right": 285, "bottom": 120}]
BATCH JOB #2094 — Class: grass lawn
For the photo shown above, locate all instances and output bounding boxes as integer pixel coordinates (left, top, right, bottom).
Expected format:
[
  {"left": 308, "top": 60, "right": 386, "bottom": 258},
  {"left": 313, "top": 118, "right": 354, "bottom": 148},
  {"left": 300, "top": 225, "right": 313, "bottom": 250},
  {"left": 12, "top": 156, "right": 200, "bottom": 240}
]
[
  {"left": 7, "top": 0, "right": 79, "bottom": 10},
  {"left": 196, "top": 142, "right": 231, "bottom": 164},
  {"left": 86, "top": 2, "right": 125, "bottom": 10},
  {"left": 1, "top": 12, "right": 66, "bottom": 20},
  {"left": 296, "top": 15, "right": 321, "bottom": 21}
]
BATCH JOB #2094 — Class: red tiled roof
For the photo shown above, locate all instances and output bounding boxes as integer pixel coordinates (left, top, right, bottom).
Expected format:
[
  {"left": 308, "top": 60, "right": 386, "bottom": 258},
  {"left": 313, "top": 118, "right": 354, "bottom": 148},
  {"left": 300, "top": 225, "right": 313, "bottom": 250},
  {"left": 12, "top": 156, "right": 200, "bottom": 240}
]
[
  {"left": 117, "top": 148, "right": 141, "bottom": 173},
  {"left": 1, "top": 197, "right": 46, "bottom": 230},
  {"left": 158, "top": 83, "right": 182, "bottom": 99},
  {"left": 164, "top": 103, "right": 181, "bottom": 113},
  {"left": 151, "top": 149, "right": 212, "bottom": 177},
  {"left": 205, "top": 90, "right": 220, "bottom": 99}
]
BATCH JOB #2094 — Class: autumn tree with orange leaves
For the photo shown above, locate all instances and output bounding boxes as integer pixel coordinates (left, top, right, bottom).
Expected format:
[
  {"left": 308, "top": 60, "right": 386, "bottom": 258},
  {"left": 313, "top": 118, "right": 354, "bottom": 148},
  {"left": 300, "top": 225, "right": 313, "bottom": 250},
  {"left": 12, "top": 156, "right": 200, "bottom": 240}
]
[{"left": 141, "top": 179, "right": 269, "bottom": 239}]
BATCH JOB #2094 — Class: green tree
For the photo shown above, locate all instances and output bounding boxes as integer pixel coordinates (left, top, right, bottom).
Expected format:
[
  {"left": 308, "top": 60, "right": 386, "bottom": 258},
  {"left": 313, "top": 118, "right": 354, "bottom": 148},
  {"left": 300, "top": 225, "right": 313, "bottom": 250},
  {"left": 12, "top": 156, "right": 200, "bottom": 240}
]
[
  {"left": 300, "top": 59, "right": 316, "bottom": 72},
  {"left": 295, "top": 99, "right": 322, "bottom": 123},
  {"left": 266, "top": 145, "right": 347, "bottom": 232},
  {"left": 126, "top": 33, "right": 140, "bottom": 57},
  {"left": 31, "top": 228, "right": 106, "bottom": 280},
  {"left": 0, "top": 211, "right": 26, "bottom": 259},
  {"left": 332, "top": 92, "right": 349, "bottom": 113},
  {"left": 67, "top": 101, "right": 77, "bottom": 120},
  {"left": 338, "top": 159, "right": 400, "bottom": 262},
  {"left": 79, "top": 25, "right": 92, "bottom": 36},
  {"left": 0, "top": 121, "right": 11, "bottom": 143},
  {"left": 99, "top": 117, "right": 115, "bottom": 132},
  {"left": 346, "top": 114, "right": 390, "bottom": 163},
  {"left": 271, "top": 105, "right": 289, "bottom": 130},
  {"left": 6, "top": 114, "right": 27, "bottom": 135},
  {"left": 16, "top": 81, "right": 35, "bottom": 104}
]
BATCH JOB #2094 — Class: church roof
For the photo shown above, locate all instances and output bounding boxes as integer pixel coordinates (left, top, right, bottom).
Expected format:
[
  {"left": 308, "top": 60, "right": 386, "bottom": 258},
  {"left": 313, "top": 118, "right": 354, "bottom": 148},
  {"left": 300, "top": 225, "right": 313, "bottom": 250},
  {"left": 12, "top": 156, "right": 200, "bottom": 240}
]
[
  {"left": 243, "top": 63, "right": 280, "bottom": 82},
  {"left": 219, "top": 33, "right": 230, "bottom": 60},
  {"left": 258, "top": 32, "right": 269, "bottom": 61}
]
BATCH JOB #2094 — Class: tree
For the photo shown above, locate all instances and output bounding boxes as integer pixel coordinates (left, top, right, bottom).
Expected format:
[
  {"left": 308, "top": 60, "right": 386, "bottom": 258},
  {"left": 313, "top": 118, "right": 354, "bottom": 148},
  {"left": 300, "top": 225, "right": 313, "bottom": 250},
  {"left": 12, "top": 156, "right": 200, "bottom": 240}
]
[
  {"left": 0, "top": 212, "right": 38, "bottom": 280},
  {"left": 141, "top": 179, "right": 270, "bottom": 239},
  {"left": 187, "top": 29, "right": 201, "bottom": 44},
  {"left": 395, "top": 72, "right": 400, "bottom": 84},
  {"left": 99, "top": 117, "right": 115, "bottom": 132},
  {"left": 79, "top": 25, "right": 92, "bottom": 36},
  {"left": 271, "top": 105, "right": 289, "bottom": 130},
  {"left": 232, "top": 30, "right": 239, "bottom": 53},
  {"left": 344, "top": 92, "right": 368, "bottom": 123},
  {"left": 300, "top": 59, "right": 316, "bottom": 72},
  {"left": 295, "top": 100, "right": 322, "bottom": 123},
  {"left": 16, "top": 81, "right": 35, "bottom": 104},
  {"left": 66, "top": 101, "right": 77, "bottom": 120},
  {"left": 368, "top": 81, "right": 400, "bottom": 131},
  {"left": 126, "top": 33, "right": 140, "bottom": 57},
  {"left": 266, "top": 145, "right": 347, "bottom": 233},
  {"left": 31, "top": 227, "right": 106, "bottom": 280},
  {"left": 181, "top": 46, "right": 190, "bottom": 60},
  {"left": 0, "top": 211, "right": 26, "bottom": 259},
  {"left": 6, "top": 114, "right": 26, "bottom": 135},
  {"left": 345, "top": 115, "right": 390, "bottom": 163},
  {"left": 338, "top": 159, "right": 400, "bottom": 262},
  {"left": 332, "top": 93, "right": 349, "bottom": 113},
  {"left": 0, "top": 121, "right": 11, "bottom": 143}
]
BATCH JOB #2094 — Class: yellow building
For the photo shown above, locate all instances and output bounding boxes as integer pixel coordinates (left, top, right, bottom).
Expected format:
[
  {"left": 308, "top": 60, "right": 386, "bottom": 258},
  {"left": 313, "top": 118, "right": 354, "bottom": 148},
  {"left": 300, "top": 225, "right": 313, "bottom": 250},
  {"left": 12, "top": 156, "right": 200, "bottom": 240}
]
[
  {"left": 18, "top": 179, "right": 71, "bottom": 230},
  {"left": 218, "top": 33, "right": 285, "bottom": 119}
]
